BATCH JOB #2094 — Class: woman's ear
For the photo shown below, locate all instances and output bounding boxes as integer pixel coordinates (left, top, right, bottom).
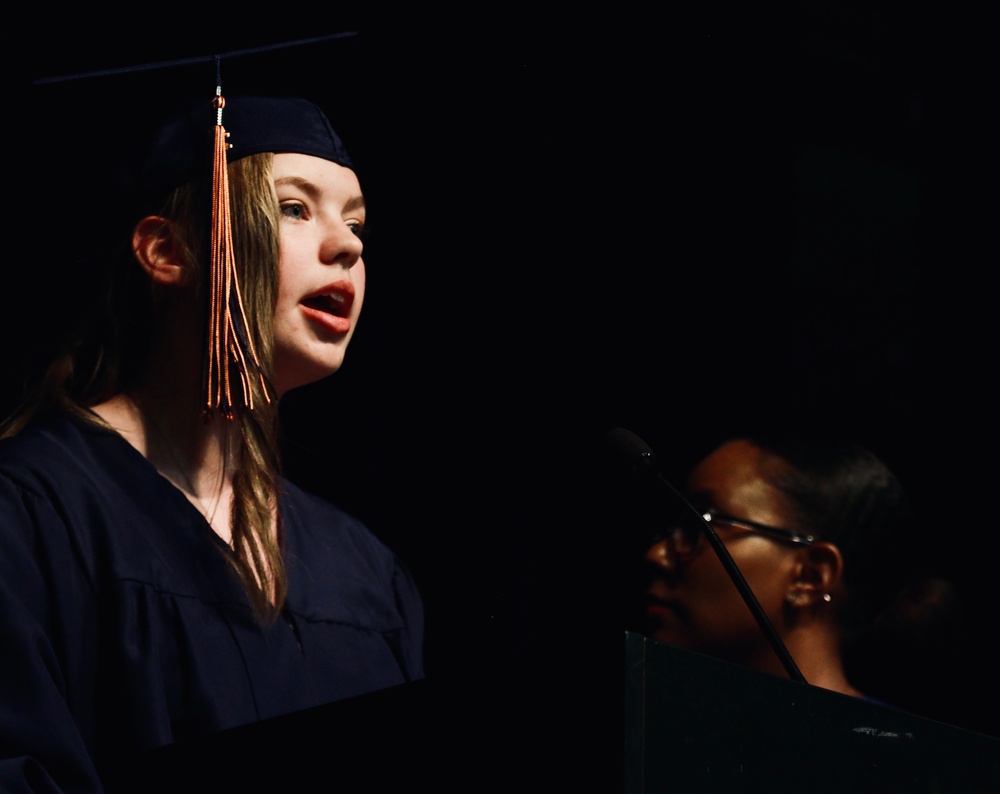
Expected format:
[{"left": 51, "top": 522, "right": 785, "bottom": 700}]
[
  {"left": 132, "top": 216, "right": 190, "bottom": 286},
  {"left": 786, "top": 542, "right": 843, "bottom": 608}
]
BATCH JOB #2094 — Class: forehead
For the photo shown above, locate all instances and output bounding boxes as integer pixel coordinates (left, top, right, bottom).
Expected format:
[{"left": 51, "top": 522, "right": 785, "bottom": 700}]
[
  {"left": 687, "top": 440, "right": 796, "bottom": 523},
  {"left": 271, "top": 153, "right": 363, "bottom": 197}
]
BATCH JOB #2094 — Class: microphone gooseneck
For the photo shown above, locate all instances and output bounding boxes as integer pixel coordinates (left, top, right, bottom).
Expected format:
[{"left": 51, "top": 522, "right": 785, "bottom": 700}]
[{"left": 606, "top": 427, "right": 807, "bottom": 684}]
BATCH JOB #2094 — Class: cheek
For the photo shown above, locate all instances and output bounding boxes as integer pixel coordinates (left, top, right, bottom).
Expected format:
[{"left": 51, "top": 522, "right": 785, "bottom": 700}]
[
  {"left": 353, "top": 261, "right": 366, "bottom": 315},
  {"left": 728, "top": 545, "right": 795, "bottom": 604},
  {"left": 689, "top": 555, "right": 751, "bottom": 597},
  {"left": 272, "top": 260, "right": 305, "bottom": 340},
  {"left": 274, "top": 278, "right": 294, "bottom": 312},
  {"left": 696, "top": 541, "right": 787, "bottom": 593},
  {"left": 276, "top": 247, "right": 303, "bottom": 303},
  {"left": 274, "top": 274, "right": 291, "bottom": 315}
]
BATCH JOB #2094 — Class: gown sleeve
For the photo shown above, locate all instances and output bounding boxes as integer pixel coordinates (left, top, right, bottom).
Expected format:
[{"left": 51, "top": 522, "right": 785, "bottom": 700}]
[
  {"left": 0, "top": 475, "right": 106, "bottom": 794},
  {"left": 388, "top": 554, "right": 426, "bottom": 682}
]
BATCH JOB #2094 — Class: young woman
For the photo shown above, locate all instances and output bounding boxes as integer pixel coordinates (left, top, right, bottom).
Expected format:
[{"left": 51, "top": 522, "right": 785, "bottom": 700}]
[
  {"left": 625, "top": 433, "right": 963, "bottom": 713},
  {"left": 0, "top": 92, "right": 424, "bottom": 791}
]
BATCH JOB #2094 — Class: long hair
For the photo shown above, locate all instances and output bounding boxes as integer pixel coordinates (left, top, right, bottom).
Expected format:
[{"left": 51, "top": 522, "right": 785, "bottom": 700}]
[
  {"left": 223, "top": 153, "right": 287, "bottom": 621},
  {"left": 1, "top": 152, "right": 288, "bottom": 623}
]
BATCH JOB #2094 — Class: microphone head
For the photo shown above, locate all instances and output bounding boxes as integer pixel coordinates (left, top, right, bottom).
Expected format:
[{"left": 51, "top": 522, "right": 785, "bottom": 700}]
[
  {"left": 604, "top": 427, "right": 657, "bottom": 472},
  {"left": 605, "top": 426, "right": 655, "bottom": 461}
]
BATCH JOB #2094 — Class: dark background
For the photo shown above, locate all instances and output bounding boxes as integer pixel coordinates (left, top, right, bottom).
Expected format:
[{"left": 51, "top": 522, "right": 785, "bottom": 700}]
[{"left": 10, "top": 6, "right": 996, "bottom": 786}]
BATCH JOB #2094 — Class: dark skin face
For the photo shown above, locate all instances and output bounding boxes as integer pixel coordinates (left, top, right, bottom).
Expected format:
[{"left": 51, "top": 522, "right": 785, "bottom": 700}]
[{"left": 636, "top": 439, "right": 812, "bottom": 667}]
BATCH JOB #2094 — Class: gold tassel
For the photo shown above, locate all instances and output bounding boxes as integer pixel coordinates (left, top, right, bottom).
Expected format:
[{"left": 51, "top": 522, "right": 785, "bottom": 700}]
[{"left": 205, "top": 88, "right": 270, "bottom": 420}]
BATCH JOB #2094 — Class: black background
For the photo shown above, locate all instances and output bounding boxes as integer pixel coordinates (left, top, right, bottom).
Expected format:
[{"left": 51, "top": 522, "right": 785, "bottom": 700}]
[{"left": 10, "top": 5, "right": 996, "bottom": 786}]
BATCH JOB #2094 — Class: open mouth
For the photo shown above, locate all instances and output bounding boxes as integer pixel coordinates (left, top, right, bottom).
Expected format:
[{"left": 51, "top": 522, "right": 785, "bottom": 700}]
[{"left": 302, "top": 292, "right": 351, "bottom": 317}]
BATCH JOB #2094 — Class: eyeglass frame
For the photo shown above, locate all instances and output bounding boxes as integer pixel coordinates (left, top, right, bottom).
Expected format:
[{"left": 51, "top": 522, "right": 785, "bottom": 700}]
[{"left": 657, "top": 506, "right": 817, "bottom": 554}]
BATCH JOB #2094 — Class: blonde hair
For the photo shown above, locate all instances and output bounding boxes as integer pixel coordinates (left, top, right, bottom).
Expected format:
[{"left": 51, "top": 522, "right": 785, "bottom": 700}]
[
  {"left": 224, "top": 153, "right": 288, "bottom": 621},
  {"left": 2, "top": 152, "right": 288, "bottom": 622}
]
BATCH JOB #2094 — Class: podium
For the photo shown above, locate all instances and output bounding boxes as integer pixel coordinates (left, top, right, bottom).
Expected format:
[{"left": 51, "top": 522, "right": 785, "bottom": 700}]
[
  {"left": 105, "top": 634, "right": 998, "bottom": 792},
  {"left": 625, "top": 631, "right": 999, "bottom": 792}
]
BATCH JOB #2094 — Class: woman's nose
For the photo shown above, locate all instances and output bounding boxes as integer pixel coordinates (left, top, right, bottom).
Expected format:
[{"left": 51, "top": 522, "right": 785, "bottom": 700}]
[
  {"left": 645, "top": 538, "right": 680, "bottom": 571},
  {"left": 320, "top": 221, "right": 363, "bottom": 267}
]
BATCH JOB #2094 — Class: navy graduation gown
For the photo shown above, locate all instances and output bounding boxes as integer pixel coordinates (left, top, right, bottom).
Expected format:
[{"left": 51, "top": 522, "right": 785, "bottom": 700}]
[{"left": 0, "top": 413, "right": 424, "bottom": 793}]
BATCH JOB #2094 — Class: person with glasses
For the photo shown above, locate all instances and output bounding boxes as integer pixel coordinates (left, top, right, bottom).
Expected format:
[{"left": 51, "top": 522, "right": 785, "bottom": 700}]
[{"left": 626, "top": 433, "right": 964, "bottom": 712}]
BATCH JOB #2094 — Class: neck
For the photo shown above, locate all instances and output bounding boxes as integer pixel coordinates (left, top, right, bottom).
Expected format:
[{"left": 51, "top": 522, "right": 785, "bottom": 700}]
[
  {"left": 752, "top": 622, "right": 863, "bottom": 698},
  {"left": 90, "top": 380, "right": 238, "bottom": 543}
]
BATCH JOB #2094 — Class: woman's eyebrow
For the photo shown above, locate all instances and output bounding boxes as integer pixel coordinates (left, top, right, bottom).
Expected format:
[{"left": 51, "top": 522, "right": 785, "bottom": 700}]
[
  {"left": 274, "top": 176, "right": 366, "bottom": 213},
  {"left": 274, "top": 175, "right": 319, "bottom": 196},
  {"left": 342, "top": 195, "right": 366, "bottom": 213}
]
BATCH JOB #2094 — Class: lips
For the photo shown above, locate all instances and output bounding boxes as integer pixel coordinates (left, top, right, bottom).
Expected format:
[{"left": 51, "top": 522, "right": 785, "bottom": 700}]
[
  {"left": 645, "top": 601, "right": 679, "bottom": 620},
  {"left": 643, "top": 590, "right": 683, "bottom": 621},
  {"left": 300, "top": 280, "right": 355, "bottom": 334}
]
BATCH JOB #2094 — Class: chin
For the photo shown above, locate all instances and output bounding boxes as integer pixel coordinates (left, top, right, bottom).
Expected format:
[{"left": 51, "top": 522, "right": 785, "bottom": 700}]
[
  {"left": 642, "top": 615, "right": 693, "bottom": 648},
  {"left": 274, "top": 360, "right": 346, "bottom": 395}
]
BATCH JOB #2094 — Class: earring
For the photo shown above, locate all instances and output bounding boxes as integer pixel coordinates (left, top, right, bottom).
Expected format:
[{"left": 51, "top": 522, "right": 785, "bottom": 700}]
[{"left": 822, "top": 593, "right": 832, "bottom": 603}]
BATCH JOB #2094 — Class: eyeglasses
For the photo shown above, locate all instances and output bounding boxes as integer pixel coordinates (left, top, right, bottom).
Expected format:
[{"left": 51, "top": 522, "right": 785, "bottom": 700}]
[{"left": 653, "top": 507, "right": 816, "bottom": 557}]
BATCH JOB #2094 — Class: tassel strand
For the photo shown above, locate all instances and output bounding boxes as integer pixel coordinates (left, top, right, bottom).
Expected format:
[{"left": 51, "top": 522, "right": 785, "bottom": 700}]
[{"left": 204, "top": 88, "right": 270, "bottom": 420}]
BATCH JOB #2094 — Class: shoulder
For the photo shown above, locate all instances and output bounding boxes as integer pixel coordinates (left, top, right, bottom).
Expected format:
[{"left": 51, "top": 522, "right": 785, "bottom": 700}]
[
  {"left": 0, "top": 414, "right": 119, "bottom": 600},
  {"left": 0, "top": 413, "right": 145, "bottom": 525},
  {"left": 0, "top": 411, "right": 159, "bottom": 551},
  {"left": 279, "top": 481, "right": 426, "bottom": 682},
  {"left": 0, "top": 411, "right": 118, "bottom": 482},
  {"left": 279, "top": 480, "right": 423, "bottom": 613},
  {"left": 280, "top": 479, "right": 396, "bottom": 563}
]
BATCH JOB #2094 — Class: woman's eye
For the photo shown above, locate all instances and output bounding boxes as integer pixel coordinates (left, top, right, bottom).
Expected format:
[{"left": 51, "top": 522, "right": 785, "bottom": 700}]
[
  {"left": 280, "top": 203, "right": 306, "bottom": 220},
  {"left": 347, "top": 221, "right": 365, "bottom": 238}
]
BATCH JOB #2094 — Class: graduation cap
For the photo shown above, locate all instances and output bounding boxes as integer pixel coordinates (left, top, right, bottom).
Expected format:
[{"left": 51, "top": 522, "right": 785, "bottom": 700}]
[
  {"left": 34, "top": 34, "right": 362, "bottom": 189},
  {"left": 28, "top": 32, "right": 365, "bottom": 419}
]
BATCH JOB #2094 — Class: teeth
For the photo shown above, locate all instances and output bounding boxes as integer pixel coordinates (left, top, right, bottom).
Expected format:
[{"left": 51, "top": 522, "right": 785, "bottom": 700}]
[{"left": 314, "top": 293, "right": 348, "bottom": 317}]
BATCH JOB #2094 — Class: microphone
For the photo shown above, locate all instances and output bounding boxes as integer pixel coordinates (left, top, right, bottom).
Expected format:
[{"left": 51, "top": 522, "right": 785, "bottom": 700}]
[{"left": 606, "top": 427, "right": 807, "bottom": 684}]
